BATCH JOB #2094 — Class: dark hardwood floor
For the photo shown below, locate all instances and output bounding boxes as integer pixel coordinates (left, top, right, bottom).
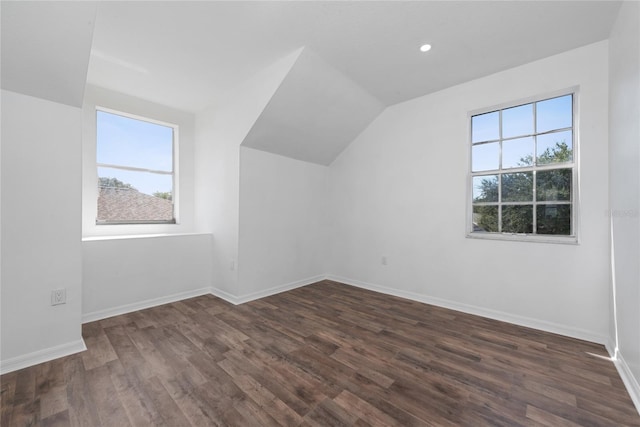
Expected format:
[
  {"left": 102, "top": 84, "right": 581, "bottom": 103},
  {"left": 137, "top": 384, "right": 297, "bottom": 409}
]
[{"left": 1, "top": 280, "right": 639, "bottom": 426}]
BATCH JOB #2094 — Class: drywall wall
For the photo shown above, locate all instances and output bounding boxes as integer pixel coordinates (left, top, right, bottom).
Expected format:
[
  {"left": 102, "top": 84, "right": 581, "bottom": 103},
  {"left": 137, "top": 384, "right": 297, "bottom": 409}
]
[
  {"left": 194, "top": 49, "right": 301, "bottom": 298},
  {"left": 609, "top": 0, "right": 640, "bottom": 408},
  {"left": 328, "top": 41, "right": 611, "bottom": 343},
  {"left": 238, "top": 147, "right": 327, "bottom": 299},
  {"left": 1, "top": 90, "right": 85, "bottom": 372},
  {"left": 82, "top": 233, "right": 213, "bottom": 322}
]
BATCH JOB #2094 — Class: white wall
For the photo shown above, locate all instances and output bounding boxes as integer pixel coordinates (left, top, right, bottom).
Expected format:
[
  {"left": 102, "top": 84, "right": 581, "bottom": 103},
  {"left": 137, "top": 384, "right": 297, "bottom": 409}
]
[
  {"left": 238, "top": 147, "right": 327, "bottom": 299},
  {"left": 82, "top": 234, "right": 213, "bottom": 321},
  {"left": 609, "top": 0, "right": 640, "bottom": 408},
  {"left": 1, "top": 90, "right": 85, "bottom": 371},
  {"left": 194, "top": 49, "right": 301, "bottom": 298},
  {"left": 327, "top": 41, "right": 611, "bottom": 343}
]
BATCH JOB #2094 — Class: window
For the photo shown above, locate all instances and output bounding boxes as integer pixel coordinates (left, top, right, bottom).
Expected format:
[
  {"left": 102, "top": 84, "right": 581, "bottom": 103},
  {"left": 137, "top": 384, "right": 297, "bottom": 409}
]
[
  {"left": 469, "top": 93, "right": 576, "bottom": 241},
  {"left": 96, "top": 109, "right": 177, "bottom": 224}
]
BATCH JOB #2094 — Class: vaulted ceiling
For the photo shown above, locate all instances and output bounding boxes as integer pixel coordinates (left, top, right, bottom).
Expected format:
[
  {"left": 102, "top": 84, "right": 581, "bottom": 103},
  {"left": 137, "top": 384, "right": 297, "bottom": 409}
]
[
  {"left": 241, "top": 48, "right": 385, "bottom": 165},
  {"left": 86, "top": 1, "right": 622, "bottom": 112},
  {"left": 2, "top": 1, "right": 622, "bottom": 164},
  {"left": 1, "top": 1, "right": 96, "bottom": 107}
]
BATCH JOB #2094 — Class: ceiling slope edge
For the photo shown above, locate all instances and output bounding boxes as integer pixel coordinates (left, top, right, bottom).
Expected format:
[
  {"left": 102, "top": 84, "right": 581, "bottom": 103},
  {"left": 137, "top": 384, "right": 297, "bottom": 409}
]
[
  {"left": 241, "top": 47, "right": 385, "bottom": 166},
  {"left": 1, "top": 1, "right": 97, "bottom": 108},
  {"left": 207, "top": 47, "right": 304, "bottom": 149}
]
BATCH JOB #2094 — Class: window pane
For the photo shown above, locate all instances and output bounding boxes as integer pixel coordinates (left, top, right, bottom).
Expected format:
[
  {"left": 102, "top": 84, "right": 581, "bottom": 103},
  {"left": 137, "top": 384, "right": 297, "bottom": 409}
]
[
  {"left": 537, "top": 130, "right": 572, "bottom": 165},
  {"left": 472, "top": 142, "right": 499, "bottom": 172},
  {"left": 469, "top": 93, "right": 575, "bottom": 239},
  {"left": 502, "top": 137, "right": 533, "bottom": 169},
  {"left": 98, "top": 167, "right": 172, "bottom": 196},
  {"left": 537, "top": 169, "right": 572, "bottom": 201},
  {"left": 502, "top": 205, "right": 533, "bottom": 233},
  {"left": 502, "top": 104, "right": 533, "bottom": 139},
  {"left": 502, "top": 172, "right": 533, "bottom": 202},
  {"left": 97, "top": 110, "right": 173, "bottom": 171},
  {"left": 537, "top": 204, "right": 571, "bottom": 235},
  {"left": 97, "top": 168, "right": 173, "bottom": 222},
  {"left": 473, "top": 175, "right": 498, "bottom": 202},
  {"left": 536, "top": 95, "right": 572, "bottom": 133},
  {"left": 472, "top": 111, "right": 499, "bottom": 143},
  {"left": 473, "top": 205, "right": 498, "bottom": 232}
]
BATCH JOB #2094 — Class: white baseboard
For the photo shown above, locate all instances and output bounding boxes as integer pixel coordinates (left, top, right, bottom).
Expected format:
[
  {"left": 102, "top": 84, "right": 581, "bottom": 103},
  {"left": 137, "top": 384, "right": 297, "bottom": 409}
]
[
  {"left": 208, "top": 286, "right": 240, "bottom": 305},
  {"left": 606, "top": 344, "right": 640, "bottom": 415},
  {"left": 82, "top": 275, "right": 325, "bottom": 323},
  {"left": 211, "top": 275, "right": 326, "bottom": 305},
  {"left": 82, "top": 287, "right": 213, "bottom": 323},
  {"left": 0, "top": 339, "right": 87, "bottom": 375},
  {"left": 7, "top": 278, "right": 317, "bottom": 374},
  {"left": 326, "top": 275, "right": 608, "bottom": 345}
]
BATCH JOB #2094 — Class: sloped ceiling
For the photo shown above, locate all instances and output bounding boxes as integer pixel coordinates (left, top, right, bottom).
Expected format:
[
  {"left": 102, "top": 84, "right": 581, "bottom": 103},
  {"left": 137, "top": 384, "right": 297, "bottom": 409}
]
[
  {"left": 85, "top": 1, "right": 621, "bottom": 113},
  {"left": 1, "top": 1, "right": 623, "bottom": 165},
  {"left": 1, "top": 1, "right": 96, "bottom": 107},
  {"left": 241, "top": 48, "right": 385, "bottom": 165}
]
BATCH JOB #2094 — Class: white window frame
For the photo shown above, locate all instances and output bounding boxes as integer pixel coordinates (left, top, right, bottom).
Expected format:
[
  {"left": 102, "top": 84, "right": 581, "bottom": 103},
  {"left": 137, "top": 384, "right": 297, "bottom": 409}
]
[
  {"left": 95, "top": 106, "right": 180, "bottom": 225},
  {"left": 466, "top": 88, "right": 580, "bottom": 244}
]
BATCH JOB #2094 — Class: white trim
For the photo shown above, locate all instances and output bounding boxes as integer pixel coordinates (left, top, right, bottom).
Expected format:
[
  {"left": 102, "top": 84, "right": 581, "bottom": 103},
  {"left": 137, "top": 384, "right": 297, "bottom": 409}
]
[
  {"left": 82, "top": 275, "right": 325, "bottom": 322},
  {"left": 82, "top": 287, "right": 212, "bottom": 323},
  {"left": 326, "top": 274, "right": 607, "bottom": 345},
  {"left": 0, "top": 339, "right": 87, "bottom": 375},
  {"left": 97, "top": 163, "right": 172, "bottom": 175},
  {"left": 82, "top": 232, "right": 212, "bottom": 242},
  {"left": 211, "top": 275, "right": 326, "bottom": 305},
  {"left": 606, "top": 344, "right": 640, "bottom": 416},
  {"left": 468, "top": 86, "right": 580, "bottom": 118},
  {"left": 466, "top": 232, "right": 578, "bottom": 245},
  {"left": 209, "top": 286, "right": 241, "bottom": 305},
  {"left": 96, "top": 106, "right": 178, "bottom": 129},
  {"left": 2, "top": 277, "right": 322, "bottom": 374}
]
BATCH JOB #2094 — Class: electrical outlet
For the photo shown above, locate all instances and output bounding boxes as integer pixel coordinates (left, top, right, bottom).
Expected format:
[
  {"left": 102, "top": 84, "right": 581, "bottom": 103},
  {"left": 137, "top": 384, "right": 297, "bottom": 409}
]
[
  {"left": 51, "top": 288, "right": 66, "bottom": 306},
  {"left": 381, "top": 256, "right": 388, "bottom": 265}
]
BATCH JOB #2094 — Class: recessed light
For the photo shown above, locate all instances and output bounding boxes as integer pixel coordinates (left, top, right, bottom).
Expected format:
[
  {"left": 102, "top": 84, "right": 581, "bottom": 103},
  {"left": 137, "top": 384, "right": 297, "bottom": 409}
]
[{"left": 420, "top": 44, "right": 432, "bottom": 52}]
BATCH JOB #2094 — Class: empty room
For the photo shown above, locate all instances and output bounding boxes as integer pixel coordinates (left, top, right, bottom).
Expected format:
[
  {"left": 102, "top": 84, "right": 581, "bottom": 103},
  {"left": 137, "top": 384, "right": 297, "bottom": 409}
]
[{"left": 1, "top": 1, "right": 639, "bottom": 425}]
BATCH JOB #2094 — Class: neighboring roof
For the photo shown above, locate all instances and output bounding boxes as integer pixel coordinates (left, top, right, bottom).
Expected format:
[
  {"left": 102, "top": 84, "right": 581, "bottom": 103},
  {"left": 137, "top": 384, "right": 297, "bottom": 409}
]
[{"left": 97, "top": 187, "right": 173, "bottom": 222}]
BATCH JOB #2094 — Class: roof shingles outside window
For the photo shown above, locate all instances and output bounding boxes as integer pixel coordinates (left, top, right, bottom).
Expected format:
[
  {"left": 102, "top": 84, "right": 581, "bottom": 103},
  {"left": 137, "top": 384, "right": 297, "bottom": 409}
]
[{"left": 97, "top": 187, "right": 173, "bottom": 223}]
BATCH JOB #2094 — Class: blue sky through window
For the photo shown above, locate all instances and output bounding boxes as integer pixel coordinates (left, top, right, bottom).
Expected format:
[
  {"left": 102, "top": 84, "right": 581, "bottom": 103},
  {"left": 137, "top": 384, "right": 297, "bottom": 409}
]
[
  {"left": 97, "top": 111, "right": 174, "bottom": 195},
  {"left": 471, "top": 94, "right": 572, "bottom": 170},
  {"left": 502, "top": 104, "right": 533, "bottom": 138},
  {"left": 471, "top": 111, "right": 499, "bottom": 143},
  {"left": 537, "top": 95, "right": 572, "bottom": 133}
]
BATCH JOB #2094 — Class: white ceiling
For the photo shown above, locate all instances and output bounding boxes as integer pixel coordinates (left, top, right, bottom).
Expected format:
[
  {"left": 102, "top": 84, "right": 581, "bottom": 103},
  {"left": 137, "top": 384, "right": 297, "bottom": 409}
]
[
  {"left": 86, "top": 1, "right": 622, "bottom": 113},
  {"left": 1, "top": 1, "right": 97, "bottom": 107},
  {"left": 241, "top": 48, "right": 385, "bottom": 165},
  {"left": 2, "top": 1, "right": 622, "bottom": 112},
  {"left": 1, "top": 1, "right": 622, "bottom": 165}
]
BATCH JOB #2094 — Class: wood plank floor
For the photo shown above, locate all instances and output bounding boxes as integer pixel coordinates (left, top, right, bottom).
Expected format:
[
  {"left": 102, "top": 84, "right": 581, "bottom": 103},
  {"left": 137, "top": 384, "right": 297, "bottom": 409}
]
[{"left": 2, "top": 280, "right": 639, "bottom": 426}]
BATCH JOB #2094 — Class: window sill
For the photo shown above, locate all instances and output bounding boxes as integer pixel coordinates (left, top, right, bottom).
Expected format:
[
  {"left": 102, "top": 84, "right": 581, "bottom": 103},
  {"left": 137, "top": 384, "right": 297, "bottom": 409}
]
[
  {"left": 82, "top": 232, "right": 211, "bottom": 242},
  {"left": 466, "top": 232, "right": 578, "bottom": 245}
]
